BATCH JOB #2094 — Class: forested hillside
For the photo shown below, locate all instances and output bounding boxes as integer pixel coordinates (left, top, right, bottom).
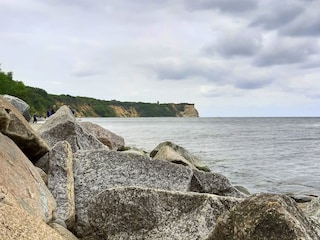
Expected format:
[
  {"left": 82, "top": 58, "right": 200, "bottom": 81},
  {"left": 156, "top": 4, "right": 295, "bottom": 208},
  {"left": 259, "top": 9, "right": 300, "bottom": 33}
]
[{"left": 0, "top": 68, "right": 198, "bottom": 117}]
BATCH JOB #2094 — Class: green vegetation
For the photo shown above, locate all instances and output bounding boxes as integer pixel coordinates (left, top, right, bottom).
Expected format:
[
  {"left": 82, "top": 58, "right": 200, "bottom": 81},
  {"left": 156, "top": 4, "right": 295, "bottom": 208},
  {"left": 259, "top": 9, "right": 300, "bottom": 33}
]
[{"left": 0, "top": 67, "right": 194, "bottom": 117}]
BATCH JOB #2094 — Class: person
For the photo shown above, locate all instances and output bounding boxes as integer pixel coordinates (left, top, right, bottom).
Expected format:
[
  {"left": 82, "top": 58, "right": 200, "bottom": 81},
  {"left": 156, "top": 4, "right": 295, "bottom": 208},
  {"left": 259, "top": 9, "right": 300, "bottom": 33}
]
[
  {"left": 33, "top": 114, "right": 37, "bottom": 124},
  {"left": 68, "top": 105, "right": 75, "bottom": 115}
]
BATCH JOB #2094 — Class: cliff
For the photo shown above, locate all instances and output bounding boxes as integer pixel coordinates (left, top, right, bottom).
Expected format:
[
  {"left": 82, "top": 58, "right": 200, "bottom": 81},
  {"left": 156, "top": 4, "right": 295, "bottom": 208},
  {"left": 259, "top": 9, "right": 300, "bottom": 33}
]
[
  {"left": 70, "top": 101, "right": 199, "bottom": 118},
  {"left": 0, "top": 70, "right": 199, "bottom": 117},
  {"left": 175, "top": 104, "right": 199, "bottom": 117}
]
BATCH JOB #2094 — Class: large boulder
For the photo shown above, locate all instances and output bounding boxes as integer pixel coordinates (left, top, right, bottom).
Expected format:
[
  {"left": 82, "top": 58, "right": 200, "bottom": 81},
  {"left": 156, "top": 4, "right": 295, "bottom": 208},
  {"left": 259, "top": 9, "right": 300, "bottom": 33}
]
[
  {"left": 0, "top": 95, "right": 49, "bottom": 162},
  {"left": 210, "top": 193, "right": 320, "bottom": 240},
  {"left": 73, "top": 149, "right": 194, "bottom": 237},
  {"left": 150, "top": 141, "right": 210, "bottom": 172},
  {"left": 79, "top": 121, "right": 125, "bottom": 150},
  {"left": 0, "top": 203, "right": 67, "bottom": 240},
  {"left": 38, "top": 105, "right": 106, "bottom": 153},
  {"left": 3, "top": 94, "right": 31, "bottom": 121},
  {"left": 0, "top": 132, "right": 56, "bottom": 222},
  {"left": 190, "top": 169, "right": 245, "bottom": 198},
  {"left": 87, "top": 187, "right": 242, "bottom": 240},
  {"left": 48, "top": 141, "right": 75, "bottom": 229}
]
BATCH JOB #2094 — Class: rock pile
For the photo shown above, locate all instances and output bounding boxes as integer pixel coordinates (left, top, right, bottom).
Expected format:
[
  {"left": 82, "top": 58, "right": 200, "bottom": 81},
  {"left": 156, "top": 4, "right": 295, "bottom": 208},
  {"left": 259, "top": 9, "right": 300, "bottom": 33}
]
[{"left": 0, "top": 95, "right": 319, "bottom": 240}]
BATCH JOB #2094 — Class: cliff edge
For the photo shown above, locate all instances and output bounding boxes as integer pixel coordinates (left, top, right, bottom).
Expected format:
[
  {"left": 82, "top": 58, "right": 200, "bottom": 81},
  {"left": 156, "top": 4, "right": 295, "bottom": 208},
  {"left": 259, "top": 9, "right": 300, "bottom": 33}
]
[{"left": 172, "top": 104, "right": 199, "bottom": 117}]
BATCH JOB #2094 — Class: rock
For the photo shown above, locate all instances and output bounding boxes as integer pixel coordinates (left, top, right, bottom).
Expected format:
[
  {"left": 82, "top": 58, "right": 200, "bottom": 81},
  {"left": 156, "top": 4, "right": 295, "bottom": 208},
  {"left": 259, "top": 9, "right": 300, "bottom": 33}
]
[
  {"left": 73, "top": 149, "right": 193, "bottom": 237},
  {"left": 48, "top": 222, "right": 79, "bottom": 240},
  {"left": 210, "top": 193, "right": 320, "bottom": 240},
  {"left": 35, "top": 151, "right": 50, "bottom": 173},
  {"left": 119, "top": 146, "right": 148, "bottom": 156},
  {"left": 302, "top": 197, "right": 320, "bottom": 232},
  {"left": 305, "top": 197, "right": 320, "bottom": 220},
  {"left": 234, "top": 185, "right": 251, "bottom": 195},
  {"left": 0, "top": 133, "right": 56, "bottom": 222},
  {"left": 36, "top": 166, "right": 48, "bottom": 185},
  {"left": 190, "top": 169, "right": 245, "bottom": 198},
  {"left": 150, "top": 141, "right": 210, "bottom": 172},
  {"left": 0, "top": 203, "right": 67, "bottom": 240},
  {"left": 79, "top": 121, "right": 125, "bottom": 150},
  {"left": 87, "top": 187, "right": 241, "bottom": 240},
  {"left": 52, "top": 217, "right": 68, "bottom": 229},
  {"left": 0, "top": 95, "right": 49, "bottom": 162},
  {"left": 38, "top": 105, "right": 106, "bottom": 153},
  {"left": 48, "top": 141, "right": 75, "bottom": 229},
  {"left": 289, "top": 194, "right": 314, "bottom": 203},
  {"left": 3, "top": 94, "right": 31, "bottom": 121}
]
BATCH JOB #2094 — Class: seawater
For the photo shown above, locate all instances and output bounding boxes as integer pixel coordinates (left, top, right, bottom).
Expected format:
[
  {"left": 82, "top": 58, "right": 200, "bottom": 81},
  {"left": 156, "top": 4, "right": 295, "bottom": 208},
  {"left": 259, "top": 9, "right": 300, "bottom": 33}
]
[{"left": 80, "top": 117, "right": 320, "bottom": 196}]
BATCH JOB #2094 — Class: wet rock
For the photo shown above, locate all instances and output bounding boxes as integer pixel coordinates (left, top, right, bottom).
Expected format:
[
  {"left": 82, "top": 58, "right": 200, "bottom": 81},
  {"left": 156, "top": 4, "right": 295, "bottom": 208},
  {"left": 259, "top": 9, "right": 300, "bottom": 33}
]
[
  {"left": 0, "top": 95, "right": 49, "bottom": 162},
  {"left": 150, "top": 141, "right": 210, "bottom": 172},
  {"left": 87, "top": 187, "right": 242, "bottom": 240},
  {"left": 210, "top": 193, "right": 320, "bottom": 240},
  {"left": 48, "top": 141, "right": 75, "bottom": 229},
  {"left": 38, "top": 105, "right": 106, "bottom": 153},
  {"left": 79, "top": 121, "right": 125, "bottom": 150},
  {"left": 0, "top": 132, "right": 56, "bottom": 222},
  {"left": 73, "top": 149, "right": 193, "bottom": 237}
]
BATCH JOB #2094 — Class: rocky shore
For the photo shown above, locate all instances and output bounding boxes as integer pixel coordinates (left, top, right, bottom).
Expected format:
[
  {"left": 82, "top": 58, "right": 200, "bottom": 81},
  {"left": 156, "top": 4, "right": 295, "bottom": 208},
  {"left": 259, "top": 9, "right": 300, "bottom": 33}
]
[{"left": 1, "top": 95, "right": 320, "bottom": 240}]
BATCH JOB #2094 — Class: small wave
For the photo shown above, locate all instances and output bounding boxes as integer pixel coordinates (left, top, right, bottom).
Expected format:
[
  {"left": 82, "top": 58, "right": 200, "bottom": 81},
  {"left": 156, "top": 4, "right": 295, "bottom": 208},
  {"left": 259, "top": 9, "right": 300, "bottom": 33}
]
[{"left": 291, "top": 137, "right": 320, "bottom": 141}]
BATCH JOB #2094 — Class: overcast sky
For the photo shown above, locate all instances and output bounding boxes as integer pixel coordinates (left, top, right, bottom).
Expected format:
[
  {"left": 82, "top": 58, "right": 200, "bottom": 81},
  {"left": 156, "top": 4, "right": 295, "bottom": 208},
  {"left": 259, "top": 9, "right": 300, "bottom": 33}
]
[{"left": 1, "top": 0, "right": 320, "bottom": 117}]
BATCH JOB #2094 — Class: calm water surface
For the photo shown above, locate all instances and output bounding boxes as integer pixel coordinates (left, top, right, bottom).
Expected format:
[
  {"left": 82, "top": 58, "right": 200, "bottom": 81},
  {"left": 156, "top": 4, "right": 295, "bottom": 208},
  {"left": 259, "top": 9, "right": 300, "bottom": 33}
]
[{"left": 81, "top": 117, "right": 320, "bottom": 195}]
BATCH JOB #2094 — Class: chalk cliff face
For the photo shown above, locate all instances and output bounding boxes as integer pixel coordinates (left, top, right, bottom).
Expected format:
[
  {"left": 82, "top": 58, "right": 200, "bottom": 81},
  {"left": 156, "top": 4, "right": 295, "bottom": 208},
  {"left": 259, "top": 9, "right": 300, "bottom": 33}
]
[
  {"left": 71, "top": 103, "right": 199, "bottom": 118},
  {"left": 106, "top": 104, "right": 199, "bottom": 118},
  {"left": 179, "top": 104, "right": 199, "bottom": 117},
  {"left": 109, "top": 105, "right": 139, "bottom": 117},
  {"left": 45, "top": 98, "right": 199, "bottom": 117}
]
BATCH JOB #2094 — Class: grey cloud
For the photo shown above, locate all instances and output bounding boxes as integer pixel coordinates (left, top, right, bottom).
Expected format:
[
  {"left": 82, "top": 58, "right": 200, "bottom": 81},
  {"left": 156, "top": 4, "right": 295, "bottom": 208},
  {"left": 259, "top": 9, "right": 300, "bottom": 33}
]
[
  {"left": 71, "top": 62, "right": 105, "bottom": 78},
  {"left": 146, "top": 57, "right": 272, "bottom": 91},
  {"left": 149, "top": 59, "right": 226, "bottom": 82},
  {"left": 185, "top": 0, "right": 257, "bottom": 13},
  {"left": 250, "top": 2, "right": 304, "bottom": 30},
  {"left": 280, "top": 11, "right": 320, "bottom": 36},
  {"left": 251, "top": 1, "right": 320, "bottom": 37},
  {"left": 254, "top": 38, "right": 318, "bottom": 66},
  {"left": 234, "top": 78, "right": 272, "bottom": 90},
  {"left": 72, "top": 69, "right": 104, "bottom": 78},
  {"left": 300, "top": 57, "right": 320, "bottom": 69},
  {"left": 46, "top": 0, "right": 172, "bottom": 15},
  {"left": 203, "top": 30, "right": 262, "bottom": 57}
]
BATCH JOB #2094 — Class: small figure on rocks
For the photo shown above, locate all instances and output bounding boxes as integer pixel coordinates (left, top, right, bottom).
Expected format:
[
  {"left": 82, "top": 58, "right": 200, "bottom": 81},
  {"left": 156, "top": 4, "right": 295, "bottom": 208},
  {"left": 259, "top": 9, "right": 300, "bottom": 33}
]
[
  {"left": 68, "top": 105, "right": 75, "bottom": 115},
  {"left": 33, "top": 114, "right": 37, "bottom": 124}
]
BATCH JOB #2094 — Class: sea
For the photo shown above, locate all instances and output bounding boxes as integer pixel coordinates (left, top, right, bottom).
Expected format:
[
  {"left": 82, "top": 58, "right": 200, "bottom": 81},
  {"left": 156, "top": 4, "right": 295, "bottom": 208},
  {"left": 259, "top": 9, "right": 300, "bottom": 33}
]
[{"left": 80, "top": 117, "right": 320, "bottom": 196}]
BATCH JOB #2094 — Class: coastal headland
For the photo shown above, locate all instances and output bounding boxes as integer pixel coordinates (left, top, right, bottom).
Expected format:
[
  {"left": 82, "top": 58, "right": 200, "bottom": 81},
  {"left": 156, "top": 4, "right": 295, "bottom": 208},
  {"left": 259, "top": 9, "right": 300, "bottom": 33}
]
[{"left": 0, "top": 70, "right": 199, "bottom": 117}]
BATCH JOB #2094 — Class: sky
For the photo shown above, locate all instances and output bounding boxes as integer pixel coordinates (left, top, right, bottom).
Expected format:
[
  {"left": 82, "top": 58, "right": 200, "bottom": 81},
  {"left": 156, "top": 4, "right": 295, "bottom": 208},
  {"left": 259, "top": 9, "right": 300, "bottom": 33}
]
[{"left": 1, "top": 0, "right": 320, "bottom": 117}]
